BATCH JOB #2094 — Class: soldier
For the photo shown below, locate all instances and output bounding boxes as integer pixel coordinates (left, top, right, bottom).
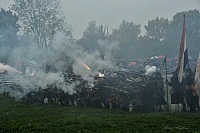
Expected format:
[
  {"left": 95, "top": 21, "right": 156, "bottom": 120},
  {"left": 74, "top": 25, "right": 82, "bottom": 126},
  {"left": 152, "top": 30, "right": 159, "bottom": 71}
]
[
  {"left": 107, "top": 90, "right": 121, "bottom": 109},
  {"left": 3, "top": 91, "right": 9, "bottom": 98},
  {"left": 153, "top": 88, "right": 169, "bottom": 112},
  {"left": 152, "top": 72, "right": 169, "bottom": 112},
  {"left": 166, "top": 71, "right": 185, "bottom": 113},
  {"left": 185, "top": 82, "right": 196, "bottom": 112},
  {"left": 185, "top": 68, "right": 198, "bottom": 112}
]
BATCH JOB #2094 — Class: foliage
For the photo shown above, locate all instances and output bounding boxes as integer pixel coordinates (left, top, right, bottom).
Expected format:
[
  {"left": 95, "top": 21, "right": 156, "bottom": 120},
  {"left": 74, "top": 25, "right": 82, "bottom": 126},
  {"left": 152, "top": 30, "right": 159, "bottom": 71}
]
[
  {"left": 109, "top": 20, "right": 141, "bottom": 60},
  {"left": 0, "top": 8, "right": 19, "bottom": 64},
  {"left": 143, "top": 17, "right": 169, "bottom": 56},
  {"left": 110, "top": 20, "right": 141, "bottom": 46},
  {"left": 11, "top": 0, "right": 72, "bottom": 49},
  {"left": 77, "top": 21, "right": 103, "bottom": 52},
  {"left": 0, "top": 94, "right": 200, "bottom": 132},
  {"left": 141, "top": 10, "right": 200, "bottom": 58},
  {"left": 1, "top": 2, "right": 200, "bottom": 62},
  {"left": 78, "top": 10, "right": 200, "bottom": 60},
  {"left": 145, "top": 17, "right": 170, "bottom": 41},
  {"left": 169, "top": 10, "right": 200, "bottom": 58}
]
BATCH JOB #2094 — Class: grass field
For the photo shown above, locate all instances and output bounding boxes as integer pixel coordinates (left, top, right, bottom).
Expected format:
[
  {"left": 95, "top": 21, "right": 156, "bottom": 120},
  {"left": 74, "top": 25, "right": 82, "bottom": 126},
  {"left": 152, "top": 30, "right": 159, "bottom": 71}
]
[{"left": 0, "top": 94, "right": 200, "bottom": 133}]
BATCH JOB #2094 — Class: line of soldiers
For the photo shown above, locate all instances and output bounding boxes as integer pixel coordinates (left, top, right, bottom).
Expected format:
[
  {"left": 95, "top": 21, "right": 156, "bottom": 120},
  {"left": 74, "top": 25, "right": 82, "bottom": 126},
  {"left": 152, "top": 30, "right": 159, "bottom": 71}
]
[
  {"left": 0, "top": 61, "right": 172, "bottom": 112},
  {"left": 13, "top": 70, "right": 170, "bottom": 112}
]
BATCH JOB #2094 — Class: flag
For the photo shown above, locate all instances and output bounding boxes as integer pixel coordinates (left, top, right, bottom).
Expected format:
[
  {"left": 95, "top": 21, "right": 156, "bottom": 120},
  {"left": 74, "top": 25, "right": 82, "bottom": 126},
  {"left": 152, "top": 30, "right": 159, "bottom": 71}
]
[{"left": 177, "top": 14, "right": 189, "bottom": 83}]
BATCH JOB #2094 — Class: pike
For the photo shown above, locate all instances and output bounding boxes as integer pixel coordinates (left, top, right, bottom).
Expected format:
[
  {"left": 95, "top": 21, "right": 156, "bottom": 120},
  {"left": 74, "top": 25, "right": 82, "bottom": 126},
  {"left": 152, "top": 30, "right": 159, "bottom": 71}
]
[
  {"left": 96, "top": 76, "right": 144, "bottom": 90},
  {"left": 124, "top": 79, "right": 146, "bottom": 86},
  {"left": 103, "top": 25, "right": 106, "bottom": 39},
  {"left": 113, "top": 70, "right": 146, "bottom": 77},
  {"left": 107, "top": 23, "right": 109, "bottom": 36}
]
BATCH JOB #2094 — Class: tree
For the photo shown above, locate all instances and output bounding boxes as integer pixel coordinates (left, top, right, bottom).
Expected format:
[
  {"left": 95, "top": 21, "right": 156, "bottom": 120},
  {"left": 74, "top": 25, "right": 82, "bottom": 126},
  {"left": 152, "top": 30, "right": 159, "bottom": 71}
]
[
  {"left": 142, "top": 10, "right": 200, "bottom": 58},
  {"left": 145, "top": 17, "right": 170, "bottom": 41},
  {"left": 11, "top": 0, "right": 72, "bottom": 49},
  {"left": 109, "top": 20, "right": 141, "bottom": 60},
  {"left": 169, "top": 10, "right": 200, "bottom": 58},
  {"left": 143, "top": 17, "right": 170, "bottom": 56},
  {"left": 77, "top": 20, "right": 102, "bottom": 52},
  {"left": 0, "top": 8, "right": 19, "bottom": 64},
  {"left": 110, "top": 20, "right": 141, "bottom": 46}
]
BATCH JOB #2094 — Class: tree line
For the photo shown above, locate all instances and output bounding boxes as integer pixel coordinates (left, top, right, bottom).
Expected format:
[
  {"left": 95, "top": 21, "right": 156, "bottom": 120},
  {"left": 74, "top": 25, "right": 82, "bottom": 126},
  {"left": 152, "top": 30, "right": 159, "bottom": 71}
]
[{"left": 0, "top": 0, "right": 200, "bottom": 65}]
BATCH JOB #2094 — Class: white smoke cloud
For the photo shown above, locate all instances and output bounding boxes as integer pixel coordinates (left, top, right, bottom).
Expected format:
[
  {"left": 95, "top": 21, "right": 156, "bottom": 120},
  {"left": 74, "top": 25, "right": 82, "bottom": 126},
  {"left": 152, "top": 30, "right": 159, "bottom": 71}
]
[
  {"left": 0, "top": 31, "right": 120, "bottom": 99},
  {"left": 145, "top": 65, "right": 157, "bottom": 76},
  {"left": 98, "top": 39, "right": 119, "bottom": 60},
  {"left": 0, "top": 63, "right": 23, "bottom": 74},
  {"left": 52, "top": 32, "right": 118, "bottom": 84},
  {"left": 65, "top": 80, "right": 80, "bottom": 95}
]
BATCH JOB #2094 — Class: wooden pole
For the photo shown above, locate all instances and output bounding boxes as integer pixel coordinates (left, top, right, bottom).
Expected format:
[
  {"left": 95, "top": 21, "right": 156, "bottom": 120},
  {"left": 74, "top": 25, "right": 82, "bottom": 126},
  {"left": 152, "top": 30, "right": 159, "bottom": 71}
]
[{"left": 164, "top": 56, "right": 169, "bottom": 104}]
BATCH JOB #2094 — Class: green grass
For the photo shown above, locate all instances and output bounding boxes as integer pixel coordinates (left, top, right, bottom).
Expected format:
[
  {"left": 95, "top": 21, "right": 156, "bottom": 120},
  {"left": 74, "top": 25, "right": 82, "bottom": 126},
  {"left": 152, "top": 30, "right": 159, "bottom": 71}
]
[{"left": 0, "top": 95, "right": 200, "bottom": 133}]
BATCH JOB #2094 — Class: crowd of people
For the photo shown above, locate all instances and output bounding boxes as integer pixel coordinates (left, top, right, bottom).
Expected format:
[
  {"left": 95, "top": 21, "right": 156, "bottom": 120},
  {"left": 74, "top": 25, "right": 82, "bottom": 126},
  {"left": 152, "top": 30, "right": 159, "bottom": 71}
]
[
  {"left": 10, "top": 70, "right": 169, "bottom": 112},
  {"left": 0, "top": 55, "right": 199, "bottom": 113}
]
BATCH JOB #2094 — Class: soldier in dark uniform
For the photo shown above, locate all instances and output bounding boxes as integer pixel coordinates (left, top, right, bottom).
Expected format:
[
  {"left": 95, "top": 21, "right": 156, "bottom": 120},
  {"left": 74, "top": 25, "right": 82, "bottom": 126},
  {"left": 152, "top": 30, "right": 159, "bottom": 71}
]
[
  {"left": 153, "top": 72, "right": 169, "bottom": 112},
  {"left": 166, "top": 71, "right": 185, "bottom": 112},
  {"left": 184, "top": 68, "right": 197, "bottom": 112},
  {"left": 186, "top": 83, "right": 196, "bottom": 112},
  {"left": 153, "top": 88, "right": 169, "bottom": 111},
  {"left": 2, "top": 71, "right": 10, "bottom": 98}
]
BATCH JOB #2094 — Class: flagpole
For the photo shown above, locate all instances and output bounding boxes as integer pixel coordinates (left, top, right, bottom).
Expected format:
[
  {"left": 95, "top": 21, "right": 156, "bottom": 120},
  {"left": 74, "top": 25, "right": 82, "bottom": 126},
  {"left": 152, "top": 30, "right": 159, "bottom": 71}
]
[
  {"left": 187, "top": 47, "right": 190, "bottom": 69},
  {"left": 164, "top": 56, "right": 169, "bottom": 104}
]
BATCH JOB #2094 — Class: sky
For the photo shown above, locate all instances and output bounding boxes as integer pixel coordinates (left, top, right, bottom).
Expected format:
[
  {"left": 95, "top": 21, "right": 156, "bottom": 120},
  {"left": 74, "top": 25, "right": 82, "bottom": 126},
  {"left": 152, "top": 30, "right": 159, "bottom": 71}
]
[{"left": 0, "top": 0, "right": 200, "bottom": 39}]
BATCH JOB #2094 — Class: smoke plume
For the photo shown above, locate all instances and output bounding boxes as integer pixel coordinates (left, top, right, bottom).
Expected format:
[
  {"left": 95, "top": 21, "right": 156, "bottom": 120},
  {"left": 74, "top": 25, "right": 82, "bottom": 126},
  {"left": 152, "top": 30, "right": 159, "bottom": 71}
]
[
  {"left": 145, "top": 65, "right": 157, "bottom": 76},
  {"left": 0, "top": 31, "right": 119, "bottom": 99}
]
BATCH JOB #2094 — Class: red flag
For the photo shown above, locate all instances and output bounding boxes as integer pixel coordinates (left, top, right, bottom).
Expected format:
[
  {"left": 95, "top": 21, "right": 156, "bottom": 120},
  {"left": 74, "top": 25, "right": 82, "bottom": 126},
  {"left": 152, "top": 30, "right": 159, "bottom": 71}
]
[{"left": 177, "top": 14, "right": 188, "bottom": 83}]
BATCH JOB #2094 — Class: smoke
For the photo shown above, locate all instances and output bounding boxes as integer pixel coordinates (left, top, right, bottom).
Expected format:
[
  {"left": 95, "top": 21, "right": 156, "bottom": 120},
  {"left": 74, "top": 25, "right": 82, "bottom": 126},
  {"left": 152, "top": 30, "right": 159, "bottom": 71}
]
[
  {"left": 98, "top": 39, "right": 119, "bottom": 60},
  {"left": 7, "top": 47, "right": 23, "bottom": 70},
  {"left": 65, "top": 80, "right": 80, "bottom": 95},
  {"left": 0, "top": 46, "right": 10, "bottom": 63},
  {"left": 52, "top": 31, "right": 83, "bottom": 58},
  {"left": 0, "top": 63, "right": 23, "bottom": 74},
  {"left": 0, "top": 31, "right": 120, "bottom": 99},
  {"left": 52, "top": 32, "right": 119, "bottom": 85},
  {"left": 145, "top": 65, "right": 157, "bottom": 76},
  {"left": 0, "top": 33, "right": 69, "bottom": 98}
]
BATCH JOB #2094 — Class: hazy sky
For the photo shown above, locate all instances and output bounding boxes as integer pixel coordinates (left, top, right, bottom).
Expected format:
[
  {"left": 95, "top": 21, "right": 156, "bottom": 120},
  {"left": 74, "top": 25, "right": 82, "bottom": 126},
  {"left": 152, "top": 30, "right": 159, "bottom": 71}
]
[{"left": 0, "top": 0, "right": 200, "bottom": 39}]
